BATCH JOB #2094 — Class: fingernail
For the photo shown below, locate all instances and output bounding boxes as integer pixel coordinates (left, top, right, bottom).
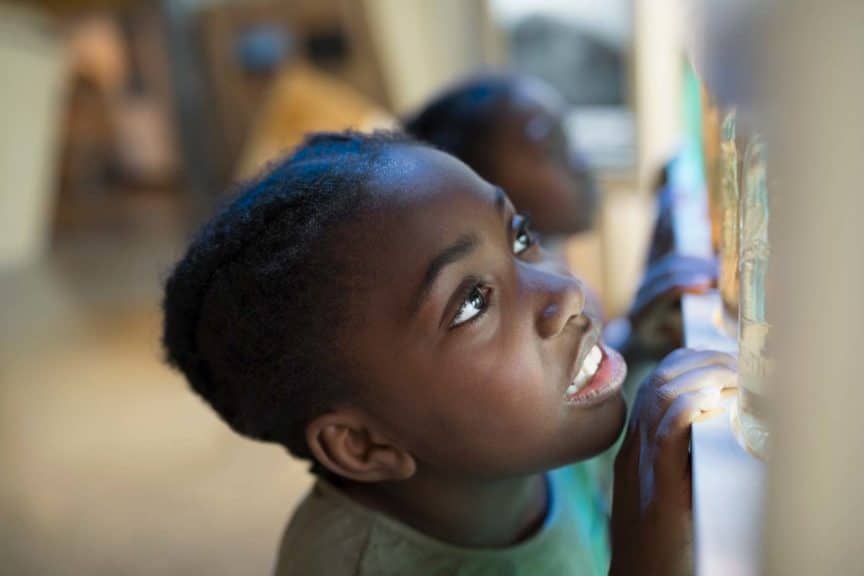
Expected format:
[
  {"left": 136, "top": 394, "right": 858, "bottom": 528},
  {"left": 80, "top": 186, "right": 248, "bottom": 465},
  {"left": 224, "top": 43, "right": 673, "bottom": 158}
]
[{"left": 697, "top": 387, "right": 723, "bottom": 411}]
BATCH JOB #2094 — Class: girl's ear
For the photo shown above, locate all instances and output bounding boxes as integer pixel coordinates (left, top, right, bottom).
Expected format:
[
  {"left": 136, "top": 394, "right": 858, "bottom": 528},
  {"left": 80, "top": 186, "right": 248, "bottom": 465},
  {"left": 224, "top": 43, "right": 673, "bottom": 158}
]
[{"left": 305, "top": 410, "right": 416, "bottom": 482}]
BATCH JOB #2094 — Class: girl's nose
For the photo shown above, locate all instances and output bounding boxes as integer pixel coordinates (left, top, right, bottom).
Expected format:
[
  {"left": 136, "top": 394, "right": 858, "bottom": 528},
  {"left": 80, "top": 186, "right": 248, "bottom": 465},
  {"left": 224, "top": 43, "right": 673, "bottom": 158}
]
[{"left": 529, "top": 262, "right": 587, "bottom": 339}]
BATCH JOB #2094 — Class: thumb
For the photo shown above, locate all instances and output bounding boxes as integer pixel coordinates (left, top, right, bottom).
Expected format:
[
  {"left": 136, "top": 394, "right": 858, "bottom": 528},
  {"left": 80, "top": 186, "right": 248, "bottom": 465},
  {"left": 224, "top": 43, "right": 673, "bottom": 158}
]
[{"left": 654, "top": 388, "right": 722, "bottom": 488}]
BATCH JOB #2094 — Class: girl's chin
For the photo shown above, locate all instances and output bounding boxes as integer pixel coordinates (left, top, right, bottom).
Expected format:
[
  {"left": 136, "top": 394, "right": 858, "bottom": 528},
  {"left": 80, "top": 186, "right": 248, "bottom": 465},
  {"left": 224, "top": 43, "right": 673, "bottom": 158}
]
[{"left": 564, "top": 392, "right": 627, "bottom": 460}]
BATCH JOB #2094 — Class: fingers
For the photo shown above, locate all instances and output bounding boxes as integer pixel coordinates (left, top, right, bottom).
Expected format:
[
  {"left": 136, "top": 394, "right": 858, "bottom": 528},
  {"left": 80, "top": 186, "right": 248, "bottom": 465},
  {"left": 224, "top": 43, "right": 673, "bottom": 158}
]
[
  {"left": 630, "top": 255, "right": 718, "bottom": 318},
  {"left": 659, "top": 388, "right": 724, "bottom": 439},
  {"left": 631, "top": 275, "right": 714, "bottom": 321},
  {"left": 633, "top": 351, "right": 736, "bottom": 437},
  {"left": 658, "top": 365, "right": 738, "bottom": 399},
  {"left": 654, "top": 388, "right": 724, "bottom": 486},
  {"left": 637, "top": 255, "right": 717, "bottom": 294},
  {"left": 633, "top": 274, "right": 714, "bottom": 313},
  {"left": 651, "top": 349, "right": 737, "bottom": 386}
]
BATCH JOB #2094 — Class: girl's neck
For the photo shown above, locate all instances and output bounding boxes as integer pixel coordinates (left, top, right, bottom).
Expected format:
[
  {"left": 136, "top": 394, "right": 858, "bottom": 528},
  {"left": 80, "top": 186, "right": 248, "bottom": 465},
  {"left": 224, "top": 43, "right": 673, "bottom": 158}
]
[{"left": 339, "top": 470, "right": 549, "bottom": 548}]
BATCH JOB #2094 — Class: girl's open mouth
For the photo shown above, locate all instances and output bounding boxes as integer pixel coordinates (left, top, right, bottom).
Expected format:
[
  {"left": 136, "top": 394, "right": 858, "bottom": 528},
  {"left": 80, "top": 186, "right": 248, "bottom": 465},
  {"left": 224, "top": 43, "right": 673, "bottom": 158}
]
[{"left": 564, "top": 343, "right": 627, "bottom": 407}]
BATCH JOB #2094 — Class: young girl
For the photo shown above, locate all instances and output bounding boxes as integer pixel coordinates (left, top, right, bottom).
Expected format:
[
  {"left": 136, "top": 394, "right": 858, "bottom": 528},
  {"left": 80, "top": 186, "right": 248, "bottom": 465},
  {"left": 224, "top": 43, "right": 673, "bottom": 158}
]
[{"left": 162, "top": 131, "right": 734, "bottom": 575}]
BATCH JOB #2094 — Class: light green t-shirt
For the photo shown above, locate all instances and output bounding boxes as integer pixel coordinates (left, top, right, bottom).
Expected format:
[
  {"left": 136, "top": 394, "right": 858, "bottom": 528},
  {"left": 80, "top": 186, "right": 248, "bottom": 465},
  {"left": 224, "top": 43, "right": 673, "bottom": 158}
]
[{"left": 274, "top": 464, "right": 610, "bottom": 576}]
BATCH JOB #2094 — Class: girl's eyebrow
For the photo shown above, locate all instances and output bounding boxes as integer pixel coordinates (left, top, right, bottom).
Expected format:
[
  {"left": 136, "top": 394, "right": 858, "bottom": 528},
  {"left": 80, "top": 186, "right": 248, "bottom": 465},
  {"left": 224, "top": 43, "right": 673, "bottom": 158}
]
[
  {"left": 411, "top": 187, "right": 507, "bottom": 316},
  {"left": 413, "top": 232, "right": 479, "bottom": 315}
]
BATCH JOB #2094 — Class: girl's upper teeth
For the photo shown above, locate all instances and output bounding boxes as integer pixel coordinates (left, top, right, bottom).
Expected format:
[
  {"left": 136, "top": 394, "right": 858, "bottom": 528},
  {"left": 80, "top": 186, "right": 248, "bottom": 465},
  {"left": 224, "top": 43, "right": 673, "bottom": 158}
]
[{"left": 566, "top": 345, "right": 603, "bottom": 395}]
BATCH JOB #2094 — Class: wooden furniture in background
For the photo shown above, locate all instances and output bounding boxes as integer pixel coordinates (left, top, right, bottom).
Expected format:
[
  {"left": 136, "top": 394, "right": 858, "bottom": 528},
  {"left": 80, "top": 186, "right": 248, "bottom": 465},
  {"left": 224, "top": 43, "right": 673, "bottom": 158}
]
[{"left": 194, "top": 0, "right": 390, "bottom": 190}]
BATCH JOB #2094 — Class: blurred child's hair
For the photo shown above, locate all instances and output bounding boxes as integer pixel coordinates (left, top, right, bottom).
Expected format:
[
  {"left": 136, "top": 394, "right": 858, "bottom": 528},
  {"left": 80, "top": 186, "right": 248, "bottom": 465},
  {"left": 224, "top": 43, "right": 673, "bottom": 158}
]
[
  {"left": 162, "top": 130, "right": 417, "bottom": 464},
  {"left": 404, "top": 74, "right": 516, "bottom": 179}
]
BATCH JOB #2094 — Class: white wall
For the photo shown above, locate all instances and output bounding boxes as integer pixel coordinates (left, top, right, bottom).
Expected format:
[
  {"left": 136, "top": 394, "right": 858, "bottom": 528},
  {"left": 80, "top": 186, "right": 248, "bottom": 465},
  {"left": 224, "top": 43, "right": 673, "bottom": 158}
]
[
  {"left": 0, "top": 6, "right": 65, "bottom": 269},
  {"left": 632, "top": 0, "right": 682, "bottom": 193},
  {"left": 687, "top": 1, "right": 864, "bottom": 572},
  {"left": 490, "top": 0, "right": 631, "bottom": 48},
  {"left": 762, "top": 2, "right": 864, "bottom": 573},
  {"left": 363, "top": 0, "right": 500, "bottom": 115}
]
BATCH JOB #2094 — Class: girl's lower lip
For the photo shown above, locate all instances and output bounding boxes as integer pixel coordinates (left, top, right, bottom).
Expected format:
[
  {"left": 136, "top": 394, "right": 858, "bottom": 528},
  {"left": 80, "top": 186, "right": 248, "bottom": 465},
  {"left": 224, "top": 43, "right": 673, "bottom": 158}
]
[{"left": 565, "top": 344, "right": 627, "bottom": 407}]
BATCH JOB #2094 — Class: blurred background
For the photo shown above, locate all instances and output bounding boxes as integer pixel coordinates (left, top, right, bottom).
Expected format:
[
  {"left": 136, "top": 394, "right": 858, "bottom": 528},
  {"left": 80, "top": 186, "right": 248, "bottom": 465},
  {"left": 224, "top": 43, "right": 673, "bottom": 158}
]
[{"left": 2, "top": 0, "right": 861, "bottom": 574}]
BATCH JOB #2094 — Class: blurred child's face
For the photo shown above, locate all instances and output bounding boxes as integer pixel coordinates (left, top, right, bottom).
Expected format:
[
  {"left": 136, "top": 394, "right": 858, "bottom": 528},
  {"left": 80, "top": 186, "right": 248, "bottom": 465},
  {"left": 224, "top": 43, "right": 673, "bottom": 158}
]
[
  {"left": 338, "top": 145, "right": 625, "bottom": 478},
  {"left": 486, "top": 80, "right": 598, "bottom": 236}
]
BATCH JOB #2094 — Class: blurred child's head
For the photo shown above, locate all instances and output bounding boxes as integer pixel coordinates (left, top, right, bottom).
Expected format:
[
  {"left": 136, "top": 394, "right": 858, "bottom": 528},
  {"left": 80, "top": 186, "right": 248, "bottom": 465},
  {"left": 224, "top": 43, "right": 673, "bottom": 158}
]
[
  {"left": 405, "top": 74, "right": 599, "bottom": 236},
  {"left": 163, "top": 131, "right": 624, "bottom": 484}
]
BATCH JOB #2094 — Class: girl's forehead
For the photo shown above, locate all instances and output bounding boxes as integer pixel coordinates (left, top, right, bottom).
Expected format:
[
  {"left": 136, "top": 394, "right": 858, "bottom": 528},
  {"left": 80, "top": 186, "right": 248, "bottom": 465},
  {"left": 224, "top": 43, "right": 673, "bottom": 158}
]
[
  {"left": 346, "top": 147, "right": 507, "bottom": 287},
  {"left": 370, "top": 145, "right": 499, "bottom": 209}
]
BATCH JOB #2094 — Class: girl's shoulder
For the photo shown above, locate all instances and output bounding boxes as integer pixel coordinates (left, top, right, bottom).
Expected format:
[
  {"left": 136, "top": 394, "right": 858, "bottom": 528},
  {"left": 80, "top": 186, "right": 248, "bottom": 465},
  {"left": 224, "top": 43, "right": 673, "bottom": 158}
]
[{"left": 274, "top": 481, "right": 373, "bottom": 576}]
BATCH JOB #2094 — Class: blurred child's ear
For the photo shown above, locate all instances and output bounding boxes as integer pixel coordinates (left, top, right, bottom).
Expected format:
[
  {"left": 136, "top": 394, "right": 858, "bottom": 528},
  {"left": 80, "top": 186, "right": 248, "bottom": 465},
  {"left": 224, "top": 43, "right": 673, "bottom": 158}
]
[{"left": 306, "top": 410, "right": 416, "bottom": 482}]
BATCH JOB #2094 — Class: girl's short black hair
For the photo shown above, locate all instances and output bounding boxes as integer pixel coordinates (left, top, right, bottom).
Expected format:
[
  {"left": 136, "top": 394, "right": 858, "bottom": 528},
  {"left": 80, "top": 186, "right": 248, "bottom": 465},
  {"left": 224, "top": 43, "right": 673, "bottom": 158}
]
[
  {"left": 162, "top": 130, "right": 418, "bottom": 464},
  {"left": 404, "top": 74, "right": 517, "bottom": 179}
]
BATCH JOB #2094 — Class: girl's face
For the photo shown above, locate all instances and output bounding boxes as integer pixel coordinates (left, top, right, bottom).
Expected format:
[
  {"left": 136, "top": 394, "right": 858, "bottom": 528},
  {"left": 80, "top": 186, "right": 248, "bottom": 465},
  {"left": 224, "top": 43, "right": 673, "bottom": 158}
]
[
  {"left": 341, "top": 145, "right": 626, "bottom": 478},
  {"left": 487, "top": 81, "right": 599, "bottom": 236}
]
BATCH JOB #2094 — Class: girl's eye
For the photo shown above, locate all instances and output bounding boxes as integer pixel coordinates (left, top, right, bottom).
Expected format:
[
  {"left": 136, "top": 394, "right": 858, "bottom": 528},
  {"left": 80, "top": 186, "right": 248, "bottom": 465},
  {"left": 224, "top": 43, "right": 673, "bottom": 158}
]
[
  {"left": 512, "top": 214, "right": 536, "bottom": 255},
  {"left": 450, "top": 284, "right": 491, "bottom": 328}
]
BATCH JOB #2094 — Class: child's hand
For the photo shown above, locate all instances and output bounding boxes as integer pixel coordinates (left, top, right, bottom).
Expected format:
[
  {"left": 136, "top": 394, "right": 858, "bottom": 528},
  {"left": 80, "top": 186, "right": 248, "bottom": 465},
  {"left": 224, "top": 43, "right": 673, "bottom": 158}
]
[
  {"left": 627, "top": 254, "right": 717, "bottom": 359},
  {"left": 609, "top": 349, "right": 737, "bottom": 576}
]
